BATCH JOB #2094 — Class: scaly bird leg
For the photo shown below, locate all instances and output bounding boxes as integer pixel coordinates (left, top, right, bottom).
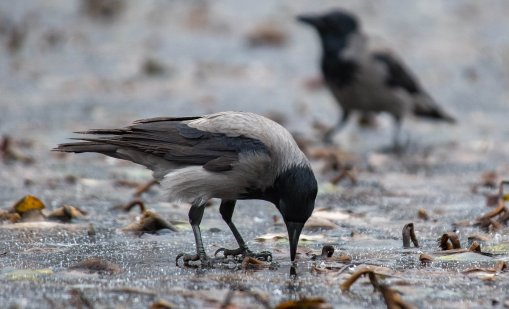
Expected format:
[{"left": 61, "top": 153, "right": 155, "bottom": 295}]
[
  {"left": 323, "top": 109, "right": 350, "bottom": 144},
  {"left": 176, "top": 201, "right": 215, "bottom": 267},
  {"left": 214, "top": 200, "right": 272, "bottom": 261}
]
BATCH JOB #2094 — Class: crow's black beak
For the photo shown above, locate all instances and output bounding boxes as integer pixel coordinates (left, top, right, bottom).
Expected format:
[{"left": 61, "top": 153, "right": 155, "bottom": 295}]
[
  {"left": 286, "top": 221, "right": 304, "bottom": 261},
  {"left": 296, "top": 14, "right": 319, "bottom": 27}
]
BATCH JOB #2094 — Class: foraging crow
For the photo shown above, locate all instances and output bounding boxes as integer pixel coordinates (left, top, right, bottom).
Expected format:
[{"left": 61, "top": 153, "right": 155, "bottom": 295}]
[
  {"left": 297, "top": 10, "right": 455, "bottom": 146},
  {"left": 55, "top": 111, "right": 317, "bottom": 266}
]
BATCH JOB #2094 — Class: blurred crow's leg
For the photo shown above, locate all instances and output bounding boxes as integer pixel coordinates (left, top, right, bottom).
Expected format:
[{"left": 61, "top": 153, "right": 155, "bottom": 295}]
[
  {"left": 215, "top": 200, "right": 272, "bottom": 261},
  {"left": 176, "top": 202, "right": 213, "bottom": 267},
  {"left": 391, "top": 115, "right": 409, "bottom": 153},
  {"left": 323, "top": 109, "right": 350, "bottom": 144}
]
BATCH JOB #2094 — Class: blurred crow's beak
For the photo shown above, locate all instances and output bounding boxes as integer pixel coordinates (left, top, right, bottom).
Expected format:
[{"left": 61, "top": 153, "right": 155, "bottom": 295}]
[
  {"left": 286, "top": 221, "right": 304, "bottom": 261},
  {"left": 297, "top": 14, "right": 319, "bottom": 26}
]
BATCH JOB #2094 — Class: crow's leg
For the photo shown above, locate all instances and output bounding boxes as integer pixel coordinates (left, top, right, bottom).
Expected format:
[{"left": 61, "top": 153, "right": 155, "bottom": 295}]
[
  {"left": 214, "top": 200, "right": 272, "bottom": 261},
  {"left": 176, "top": 201, "right": 214, "bottom": 267},
  {"left": 323, "top": 109, "right": 350, "bottom": 144},
  {"left": 391, "top": 115, "right": 410, "bottom": 152}
]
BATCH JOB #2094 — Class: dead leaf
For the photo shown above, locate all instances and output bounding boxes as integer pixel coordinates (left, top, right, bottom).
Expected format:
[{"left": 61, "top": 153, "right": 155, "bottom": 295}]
[
  {"left": 304, "top": 217, "right": 338, "bottom": 230},
  {"left": 275, "top": 298, "right": 332, "bottom": 309},
  {"left": 402, "top": 223, "right": 419, "bottom": 248},
  {"left": 419, "top": 253, "right": 433, "bottom": 264},
  {"left": 150, "top": 299, "right": 175, "bottom": 309},
  {"left": 69, "top": 257, "right": 121, "bottom": 274},
  {"left": 240, "top": 256, "right": 270, "bottom": 270},
  {"left": 12, "top": 195, "right": 45, "bottom": 214},
  {"left": 47, "top": 205, "right": 87, "bottom": 222},
  {"left": 440, "top": 232, "right": 461, "bottom": 250},
  {"left": 122, "top": 210, "right": 178, "bottom": 234},
  {"left": 417, "top": 208, "right": 429, "bottom": 220},
  {"left": 246, "top": 22, "right": 287, "bottom": 47}
]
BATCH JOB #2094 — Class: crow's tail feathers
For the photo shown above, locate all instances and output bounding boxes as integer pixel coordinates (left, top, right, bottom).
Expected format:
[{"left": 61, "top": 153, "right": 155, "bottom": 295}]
[{"left": 413, "top": 96, "right": 456, "bottom": 123}]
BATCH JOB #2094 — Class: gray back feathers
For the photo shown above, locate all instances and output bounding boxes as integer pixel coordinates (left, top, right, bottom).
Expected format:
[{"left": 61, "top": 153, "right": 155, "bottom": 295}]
[{"left": 55, "top": 111, "right": 310, "bottom": 203}]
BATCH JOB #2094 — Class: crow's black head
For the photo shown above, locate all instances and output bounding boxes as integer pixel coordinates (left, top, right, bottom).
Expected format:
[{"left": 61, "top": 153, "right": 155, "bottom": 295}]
[
  {"left": 297, "top": 10, "right": 359, "bottom": 38},
  {"left": 275, "top": 165, "right": 317, "bottom": 261}
]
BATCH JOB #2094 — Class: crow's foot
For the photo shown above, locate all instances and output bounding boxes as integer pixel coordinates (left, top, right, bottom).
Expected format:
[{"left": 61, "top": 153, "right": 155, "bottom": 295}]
[
  {"left": 176, "top": 252, "right": 217, "bottom": 268},
  {"left": 214, "top": 247, "right": 272, "bottom": 262}
]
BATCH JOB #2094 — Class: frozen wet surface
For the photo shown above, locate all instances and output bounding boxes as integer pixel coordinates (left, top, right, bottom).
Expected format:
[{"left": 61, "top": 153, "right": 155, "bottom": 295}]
[{"left": 1, "top": 0, "right": 509, "bottom": 308}]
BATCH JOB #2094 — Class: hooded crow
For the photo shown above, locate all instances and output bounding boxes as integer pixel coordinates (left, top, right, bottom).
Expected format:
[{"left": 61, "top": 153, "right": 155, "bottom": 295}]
[
  {"left": 297, "top": 10, "right": 456, "bottom": 146},
  {"left": 54, "top": 111, "right": 317, "bottom": 266}
]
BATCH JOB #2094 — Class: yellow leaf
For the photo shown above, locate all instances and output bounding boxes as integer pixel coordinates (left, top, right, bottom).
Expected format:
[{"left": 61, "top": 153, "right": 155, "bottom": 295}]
[
  {"left": 4, "top": 268, "right": 53, "bottom": 281},
  {"left": 13, "top": 195, "right": 45, "bottom": 214}
]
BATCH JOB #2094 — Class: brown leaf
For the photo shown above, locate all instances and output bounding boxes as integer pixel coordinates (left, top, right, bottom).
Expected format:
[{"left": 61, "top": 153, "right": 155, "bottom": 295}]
[
  {"left": 122, "top": 210, "right": 178, "bottom": 234},
  {"left": 69, "top": 257, "right": 121, "bottom": 274},
  {"left": 417, "top": 208, "right": 429, "bottom": 220},
  {"left": 150, "top": 299, "right": 175, "bottom": 309},
  {"left": 240, "top": 257, "right": 270, "bottom": 270},
  {"left": 275, "top": 298, "right": 332, "bottom": 309},
  {"left": 402, "top": 223, "right": 419, "bottom": 248},
  {"left": 246, "top": 23, "right": 287, "bottom": 47},
  {"left": 47, "top": 205, "right": 87, "bottom": 222},
  {"left": 419, "top": 253, "right": 433, "bottom": 264},
  {"left": 440, "top": 232, "right": 461, "bottom": 250}
]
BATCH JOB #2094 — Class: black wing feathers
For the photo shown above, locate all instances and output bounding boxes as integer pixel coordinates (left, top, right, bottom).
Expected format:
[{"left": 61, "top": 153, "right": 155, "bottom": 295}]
[
  {"left": 373, "top": 52, "right": 421, "bottom": 94},
  {"left": 55, "top": 117, "right": 268, "bottom": 172}
]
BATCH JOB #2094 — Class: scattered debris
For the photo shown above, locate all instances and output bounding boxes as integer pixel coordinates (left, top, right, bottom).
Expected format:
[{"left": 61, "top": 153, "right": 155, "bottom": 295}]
[
  {"left": 69, "top": 257, "right": 121, "bottom": 274},
  {"left": 275, "top": 298, "right": 332, "bottom": 309},
  {"left": 0, "top": 195, "right": 47, "bottom": 222},
  {"left": 240, "top": 256, "right": 271, "bottom": 270},
  {"left": 462, "top": 261, "right": 508, "bottom": 282},
  {"left": 439, "top": 232, "right": 461, "bottom": 250},
  {"left": 340, "top": 266, "right": 415, "bottom": 309},
  {"left": 473, "top": 181, "right": 509, "bottom": 231},
  {"left": 142, "top": 58, "right": 167, "bottom": 77},
  {"left": 0, "top": 211, "right": 20, "bottom": 222},
  {"left": 378, "top": 284, "right": 416, "bottom": 309},
  {"left": 311, "top": 245, "right": 335, "bottom": 259},
  {"left": 417, "top": 208, "right": 429, "bottom": 220},
  {"left": 310, "top": 245, "right": 352, "bottom": 264},
  {"left": 246, "top": 22, "right": 287, "bottom": 47},
  {"left": 110, "top": 287, "right": 157, "bottom": 296},
  {"left": 122, "top": 210, "right": 178, "bottom": 234},
  {"left": 220, "top": 285, "right": 271, "bottom": 309},
  {"left": 13, "top": 194, "right": 45, "bottom": 214},
  {"left": 467, "top": 234, "right": 490, "bottom": 246},
  {"left": 304, "top": 216, "right": 338, "bottom": 230},
  {"left": 419, "top": 253, "right": 433, "bottom": 264},
  {"left": 47, "top": 205, "right": 87, "bottom": 222},
  {"left": 81, "top": 0, "right": 125, "bottom": 20},
  {"left": 4, "top": 268, "right": 53, "bottom": 281},
  {"left": 87, "top": 223, "right": 96, "bottom": 239},
  {"left": 6, "top": 22, "right": 27, "bottom": 54},
  {"left": 150, "top": 299, "right": 175, "bottom": 309},
  {"left": 115, "top": 199, "right": 146, "bottom": 213},
  {"left": 402, "top": 223, "right": 419, "bottom": 248},
  {"left": 329, "top": 165, "right": 357, "bottom": 186},
  {"left": 1, "top": 136, "right": 34, "bottom": 164}
]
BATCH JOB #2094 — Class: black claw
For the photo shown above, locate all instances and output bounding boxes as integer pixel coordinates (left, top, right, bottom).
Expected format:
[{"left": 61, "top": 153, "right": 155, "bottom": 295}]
[
  {"left": 214, "top": 247, "right": 272, "bottom": 262},
  {"left": 175, "top": 253, "right": 184, "bottom": 266},
  {"left": 175, "top": 252, "right": 201, "bottom": 267},
  {"left": 214, "top": 248, "right": 225, "bottom": 257}
]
